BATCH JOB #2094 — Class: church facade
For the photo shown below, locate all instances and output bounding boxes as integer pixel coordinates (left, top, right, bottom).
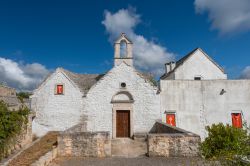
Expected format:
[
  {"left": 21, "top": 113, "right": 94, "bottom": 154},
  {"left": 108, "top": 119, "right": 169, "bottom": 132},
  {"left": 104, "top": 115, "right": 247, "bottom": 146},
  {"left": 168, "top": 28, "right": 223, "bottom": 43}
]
[{"left": 31, "top": 34, "right": 250, "bottom": 140}]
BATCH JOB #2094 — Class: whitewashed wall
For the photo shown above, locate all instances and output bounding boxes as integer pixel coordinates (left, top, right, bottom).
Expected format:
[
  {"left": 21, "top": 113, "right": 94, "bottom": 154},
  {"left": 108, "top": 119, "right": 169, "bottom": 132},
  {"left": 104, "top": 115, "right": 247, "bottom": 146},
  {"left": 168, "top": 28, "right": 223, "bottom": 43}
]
[
  {"left": 173, "top": 49, "right": 227, "bottom": 80},
  {"left": 84, "top": 63, "right": 160, "bottom": 136},
  {"left": 160, "top": 80, "right": 250, "bottom": 140},
  {"left": 31, "top": 69, "right": 84, "bottom": 136}
]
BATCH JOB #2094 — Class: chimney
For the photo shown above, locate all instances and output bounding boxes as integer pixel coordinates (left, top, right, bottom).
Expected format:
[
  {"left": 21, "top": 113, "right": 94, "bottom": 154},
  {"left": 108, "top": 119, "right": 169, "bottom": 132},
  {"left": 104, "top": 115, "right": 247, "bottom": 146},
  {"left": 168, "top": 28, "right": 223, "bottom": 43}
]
[
  {"left": 165, "top": 63, "right": 171, "bottom": 74},
  {"left": 165, "top": 61, "right": 176, "bottom": 74},
  {"left": 170, "top": 61, "right": 176, "bottom": 71}
]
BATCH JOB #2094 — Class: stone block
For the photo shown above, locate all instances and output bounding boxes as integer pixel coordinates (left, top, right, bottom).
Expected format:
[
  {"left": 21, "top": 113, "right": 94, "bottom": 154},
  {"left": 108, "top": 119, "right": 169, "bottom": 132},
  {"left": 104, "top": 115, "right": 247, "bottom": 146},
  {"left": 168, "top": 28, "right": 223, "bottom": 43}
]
[{"left": 58, "top": 131, "right": 111, "bottom": 157}]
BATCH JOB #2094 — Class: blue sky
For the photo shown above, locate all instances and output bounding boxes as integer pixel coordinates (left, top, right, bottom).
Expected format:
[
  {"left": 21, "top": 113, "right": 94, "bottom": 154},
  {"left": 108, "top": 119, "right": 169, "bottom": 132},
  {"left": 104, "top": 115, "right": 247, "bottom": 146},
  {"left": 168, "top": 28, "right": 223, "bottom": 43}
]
[{"left": 0, "top": 0, "right": 250, "bottom": 90}]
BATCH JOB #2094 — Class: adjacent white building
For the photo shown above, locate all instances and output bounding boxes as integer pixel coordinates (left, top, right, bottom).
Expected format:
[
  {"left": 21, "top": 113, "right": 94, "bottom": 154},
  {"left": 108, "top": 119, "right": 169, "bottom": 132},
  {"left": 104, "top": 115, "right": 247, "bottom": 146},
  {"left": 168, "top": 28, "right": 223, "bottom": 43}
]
[
  {"left": 31, "top": 33, "right": 250, "bottom": 139},
  {"left": 160, "top": 48, "right": 250, "bottom": 139}
]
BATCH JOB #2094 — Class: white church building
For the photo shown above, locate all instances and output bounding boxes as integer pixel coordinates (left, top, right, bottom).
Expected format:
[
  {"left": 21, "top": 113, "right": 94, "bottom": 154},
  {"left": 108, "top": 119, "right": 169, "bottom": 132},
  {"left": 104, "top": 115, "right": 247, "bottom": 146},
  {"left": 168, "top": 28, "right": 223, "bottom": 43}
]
[{"left": 31, "top": 33, "right": 250, "bottom": 140}]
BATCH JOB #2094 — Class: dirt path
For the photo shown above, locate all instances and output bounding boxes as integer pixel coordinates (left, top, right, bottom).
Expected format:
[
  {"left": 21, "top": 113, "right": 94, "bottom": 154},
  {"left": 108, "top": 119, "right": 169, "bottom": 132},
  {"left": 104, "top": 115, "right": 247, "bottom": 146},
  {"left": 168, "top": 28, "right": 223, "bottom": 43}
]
[{"left": 8, "top": 131, "right": 58, "bottom": 166}]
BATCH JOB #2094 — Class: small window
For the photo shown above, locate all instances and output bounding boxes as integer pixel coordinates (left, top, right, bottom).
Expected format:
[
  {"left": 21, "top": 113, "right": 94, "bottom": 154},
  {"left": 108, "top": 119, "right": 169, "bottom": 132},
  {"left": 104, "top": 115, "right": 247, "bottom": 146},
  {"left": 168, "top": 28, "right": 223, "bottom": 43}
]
[
  {"left": 120, "top": 82, "right": 126, "bottom": 88},
  {"left": 56, "top": 84, "right": 64, "bottom": 95},
  {"left": 166, "top": 113, "right": 176, "bottom": 127},
  {"left": 231, "top": 113, "right": 242, "bottom": 128},
  {"left": 194, "top": 76, "right": 201, "bottom": 80}
]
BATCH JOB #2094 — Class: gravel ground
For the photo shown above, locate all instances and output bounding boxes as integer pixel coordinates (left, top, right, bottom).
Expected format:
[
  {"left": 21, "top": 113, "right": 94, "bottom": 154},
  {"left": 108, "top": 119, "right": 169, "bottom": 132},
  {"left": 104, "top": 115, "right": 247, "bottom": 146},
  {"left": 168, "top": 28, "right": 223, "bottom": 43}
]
[{"left": 50, "top": 157, "right": 215, "bottom": 166}]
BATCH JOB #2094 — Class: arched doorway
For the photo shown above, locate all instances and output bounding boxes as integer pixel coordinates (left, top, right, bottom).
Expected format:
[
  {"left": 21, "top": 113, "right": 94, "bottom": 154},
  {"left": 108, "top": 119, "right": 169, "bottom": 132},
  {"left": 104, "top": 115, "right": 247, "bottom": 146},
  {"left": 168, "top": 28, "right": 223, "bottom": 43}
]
[{"left": 111, "top": 91, "right": 134, "bottom": 138}]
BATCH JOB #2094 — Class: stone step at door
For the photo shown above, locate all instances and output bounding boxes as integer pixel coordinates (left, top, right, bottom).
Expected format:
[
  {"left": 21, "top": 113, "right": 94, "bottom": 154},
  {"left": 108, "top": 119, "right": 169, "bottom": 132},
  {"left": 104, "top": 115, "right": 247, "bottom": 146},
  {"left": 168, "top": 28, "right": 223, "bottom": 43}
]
[{"left": 111, "top": 138, "right": 147, "bottom": 158}]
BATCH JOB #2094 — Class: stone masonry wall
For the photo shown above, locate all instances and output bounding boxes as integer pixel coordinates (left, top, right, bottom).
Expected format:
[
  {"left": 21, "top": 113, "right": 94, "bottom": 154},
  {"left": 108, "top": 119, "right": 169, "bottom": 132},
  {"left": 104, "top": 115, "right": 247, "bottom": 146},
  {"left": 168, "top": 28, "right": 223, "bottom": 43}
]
[
  {"left": 0, "top": 85, "right": 16, "bottom": 97},
  {"left": 57, "top": 130, "right": 111, "bottom": 157},
  {"left": 148, "top": 134, "right": 200, "bottom": 157},
  {"left": 148, "top": 121, "right": 200, "bottom": 157}
]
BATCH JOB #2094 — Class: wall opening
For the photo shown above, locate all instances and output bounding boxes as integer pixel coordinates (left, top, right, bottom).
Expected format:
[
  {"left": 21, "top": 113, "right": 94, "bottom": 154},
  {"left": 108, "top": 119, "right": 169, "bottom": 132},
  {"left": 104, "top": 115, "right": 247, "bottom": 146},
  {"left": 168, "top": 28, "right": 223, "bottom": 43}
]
[
  {"left": 194, "top": 76, "right": 201, "bottom": 80},
  {"left": 112, "top": 91, "right": 134, "bottom": 138},
  {"left": 55, "top": 84, "right": 64, "bottom": 95},
  {"left": 231, "top": 113, "right": 242, "bottom": 128},
  {"left": 120, "top": 40, "right": 127, "bottom": 58},
  {"left": 166, "top": 113, "right": 176, "bottom": 126}
]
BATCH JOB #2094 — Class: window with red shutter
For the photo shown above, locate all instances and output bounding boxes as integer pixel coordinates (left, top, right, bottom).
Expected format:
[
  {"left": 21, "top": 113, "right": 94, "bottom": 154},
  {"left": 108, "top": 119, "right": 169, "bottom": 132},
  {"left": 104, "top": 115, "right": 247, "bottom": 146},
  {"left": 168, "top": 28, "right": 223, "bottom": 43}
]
[
  {"left": 231, "top": 113, "right": 242, "bottom": 128},
  {"left": 56, "top": 85, "right": 63, "bottom": 95},
  {"left": 166, "top": 113, "right": 176, "bottom": 126}
]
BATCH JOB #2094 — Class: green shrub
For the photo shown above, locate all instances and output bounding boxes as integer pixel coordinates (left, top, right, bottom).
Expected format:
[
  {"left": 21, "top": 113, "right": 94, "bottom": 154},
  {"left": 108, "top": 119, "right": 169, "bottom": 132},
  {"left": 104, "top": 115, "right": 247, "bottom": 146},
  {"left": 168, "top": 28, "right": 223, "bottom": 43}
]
[
  {"left": 17, "top": 92, "right": 31, "bottom": 103},
  {"left": 200, "top": 123, "right": 250, "bottom": 165},
  {"left": 0, "top": 101, "right": 29, "bottom": 159}
]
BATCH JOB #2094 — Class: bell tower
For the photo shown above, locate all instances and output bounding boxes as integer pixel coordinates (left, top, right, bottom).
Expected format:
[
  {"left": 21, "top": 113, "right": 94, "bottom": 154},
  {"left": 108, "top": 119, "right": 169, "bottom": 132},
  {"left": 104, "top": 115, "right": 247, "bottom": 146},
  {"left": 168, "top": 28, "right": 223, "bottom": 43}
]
[{"left": 114, "top": 33, "right": 133, "bottom": 66}]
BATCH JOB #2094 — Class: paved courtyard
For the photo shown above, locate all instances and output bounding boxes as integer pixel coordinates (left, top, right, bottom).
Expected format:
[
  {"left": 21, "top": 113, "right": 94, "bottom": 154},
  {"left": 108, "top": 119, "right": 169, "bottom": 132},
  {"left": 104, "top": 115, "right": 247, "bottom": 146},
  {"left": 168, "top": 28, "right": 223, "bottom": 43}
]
[{"left": 50, "top": 157, "right": 213, "bottom": 166}]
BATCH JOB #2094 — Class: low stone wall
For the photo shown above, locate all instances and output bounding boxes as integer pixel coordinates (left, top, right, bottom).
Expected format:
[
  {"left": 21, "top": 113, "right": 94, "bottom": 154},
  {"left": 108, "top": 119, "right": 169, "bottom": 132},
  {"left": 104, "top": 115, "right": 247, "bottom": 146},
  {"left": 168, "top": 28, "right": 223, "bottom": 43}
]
[
  {"left": 57, "top": 125, "right": 111, "bottom": 157},
  {"left": 148, "top": 121, "right": 200, "bottom": 157}
]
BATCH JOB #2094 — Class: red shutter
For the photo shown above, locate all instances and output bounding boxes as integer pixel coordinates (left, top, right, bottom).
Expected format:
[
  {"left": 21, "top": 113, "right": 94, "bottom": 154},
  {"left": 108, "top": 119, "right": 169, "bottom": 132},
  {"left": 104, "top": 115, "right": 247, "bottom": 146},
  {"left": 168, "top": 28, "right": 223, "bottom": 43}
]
[
  {"left": 57, "top": 85, "right": 63, "bottom": 94},
  {"left": 166, "top": 114, "right": 176, "bottom": 126},
  {"left": 231, "top": 113, "right": 242, "bottom": 128}
]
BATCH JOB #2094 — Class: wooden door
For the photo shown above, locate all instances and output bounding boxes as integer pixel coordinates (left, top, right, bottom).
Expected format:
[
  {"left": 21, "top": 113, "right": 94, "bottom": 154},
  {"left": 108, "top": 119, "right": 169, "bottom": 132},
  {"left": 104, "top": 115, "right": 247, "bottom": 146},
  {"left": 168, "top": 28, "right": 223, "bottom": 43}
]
[{"left": 116, "top": 110, "right": 130, "bottom": 137}]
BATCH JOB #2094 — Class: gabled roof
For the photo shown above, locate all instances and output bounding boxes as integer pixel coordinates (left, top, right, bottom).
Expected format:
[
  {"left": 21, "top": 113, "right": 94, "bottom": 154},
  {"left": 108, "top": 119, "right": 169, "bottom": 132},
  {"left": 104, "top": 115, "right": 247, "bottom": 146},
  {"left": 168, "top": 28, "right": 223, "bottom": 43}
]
[
  {"left": 137, "top": 71, "right": 157, "bottom": 86},
  {"left": 60, "top": 68, "right": 105, "bottom": 94},
  {"left": 160, "top": 48, "right": 225, "bottom": 79},
  {"left": 62, "top": 63, "right": 158, "bottom": 91},
  {"left": 34, "top": 68, "right": 104, "bottom": 95},
  {"left": 115, "top": 33, "right": 133, "bottom": 44},
  {"left": 60, "top": 65, "right": 157, "bottom": 93},
  {"left": 34, "top": 64, "right": 157, "bottom": 95}
]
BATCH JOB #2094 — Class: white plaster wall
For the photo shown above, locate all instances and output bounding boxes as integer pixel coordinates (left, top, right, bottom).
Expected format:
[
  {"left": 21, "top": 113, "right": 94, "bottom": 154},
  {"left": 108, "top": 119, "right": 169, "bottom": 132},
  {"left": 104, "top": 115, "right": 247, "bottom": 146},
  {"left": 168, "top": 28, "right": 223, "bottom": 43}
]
[
  {"left": 31, "top": 69, "right": 84, "bottom": 136},
  {"left": 113, "top": 93, "right": 130, "bottom": 100},
  {"left": 84, "top": 63, "right": 160, "bottom": 136},
  {"left": 160, "top": 80, "right": 250, "bottom": 140},
  {"left": 174, "top": 49, "right": 227, "bottom": 80},
  {"left": 203, "top": 80, "right": 250, "bottom": 132},
  {"left": 160, "top": 81, "right": 203, "bottom": 137}
]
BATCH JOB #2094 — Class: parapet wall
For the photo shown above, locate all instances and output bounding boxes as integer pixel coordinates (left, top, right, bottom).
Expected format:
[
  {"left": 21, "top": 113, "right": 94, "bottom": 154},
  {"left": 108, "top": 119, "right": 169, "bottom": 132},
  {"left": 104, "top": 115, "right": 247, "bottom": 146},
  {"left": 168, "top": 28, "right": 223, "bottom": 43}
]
[
  {"left": 148, "top": 121, "right": 200, "bottom": 157},
  {"left": 0, "top": 85, "right": 16, "bottom": 97},
  {"left": 57, "top": 125, "right": 111, "bottom": 157}
]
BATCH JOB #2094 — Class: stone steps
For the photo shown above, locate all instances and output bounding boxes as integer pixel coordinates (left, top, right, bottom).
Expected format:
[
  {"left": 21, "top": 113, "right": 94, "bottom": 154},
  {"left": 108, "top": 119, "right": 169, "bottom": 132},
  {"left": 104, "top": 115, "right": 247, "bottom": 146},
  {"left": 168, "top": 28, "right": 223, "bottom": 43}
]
[{"left": 111, "top": 138, "right": 147, "bottom": 158}]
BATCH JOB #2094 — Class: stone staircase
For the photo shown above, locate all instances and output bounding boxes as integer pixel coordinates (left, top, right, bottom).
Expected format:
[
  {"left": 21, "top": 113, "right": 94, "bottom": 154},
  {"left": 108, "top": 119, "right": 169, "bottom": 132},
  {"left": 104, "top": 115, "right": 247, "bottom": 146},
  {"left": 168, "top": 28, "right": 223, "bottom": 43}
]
[{"left": 111, "top": 136, "right": 147, "bottom": 158}]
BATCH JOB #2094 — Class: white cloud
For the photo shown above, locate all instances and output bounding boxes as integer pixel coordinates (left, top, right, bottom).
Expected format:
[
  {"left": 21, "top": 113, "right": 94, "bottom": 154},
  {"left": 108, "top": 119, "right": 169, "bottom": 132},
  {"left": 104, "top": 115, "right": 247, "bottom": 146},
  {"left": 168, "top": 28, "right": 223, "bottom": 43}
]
[
  {"left": 0, "top": 57, "right": 50, "bottom": 91},
  {"left": 240, "top": 66, "right": 250, "bottom": 79},
  {"left": 195, "top": 0, "right": 250, "bottom": 35},
  {"left": 102, "top": 8, "right": 175, "bottom": 76}
]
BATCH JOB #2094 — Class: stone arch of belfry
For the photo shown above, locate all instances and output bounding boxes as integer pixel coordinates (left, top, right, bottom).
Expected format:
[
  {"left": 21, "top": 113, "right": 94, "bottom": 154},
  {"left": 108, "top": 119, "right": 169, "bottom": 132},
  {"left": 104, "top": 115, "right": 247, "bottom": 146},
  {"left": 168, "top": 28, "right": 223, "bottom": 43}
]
[
  {"left": 114, "top": 33, "right": 133, "bottom": 66},
  {"left": 111, "top": 91, "right": 134, "bottom": 138}
]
